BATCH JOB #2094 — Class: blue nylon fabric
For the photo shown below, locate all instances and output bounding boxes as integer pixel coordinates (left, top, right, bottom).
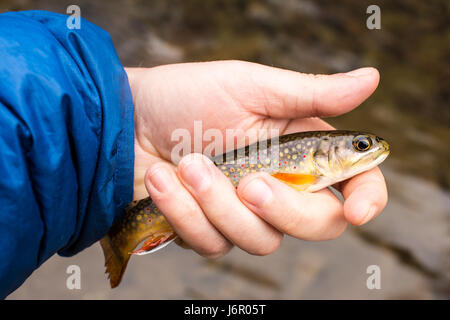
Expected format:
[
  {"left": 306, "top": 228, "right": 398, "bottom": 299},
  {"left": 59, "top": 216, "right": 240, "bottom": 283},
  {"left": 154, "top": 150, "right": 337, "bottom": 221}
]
[{"left": 0, "top": 10, "right": 134, "bottom": 298}]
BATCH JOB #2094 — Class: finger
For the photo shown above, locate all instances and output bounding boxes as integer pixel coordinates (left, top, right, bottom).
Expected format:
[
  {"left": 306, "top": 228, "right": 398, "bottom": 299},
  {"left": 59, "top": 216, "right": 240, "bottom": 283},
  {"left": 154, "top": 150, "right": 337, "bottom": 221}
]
[
  {"left": 174, "top": 237, "right": 192, "bottom": 250},
  {"left": 178, "top": 153, "right": 283, "bottom": 255},
  {"left": 338, "top": 167, "right": 388, "bottom": 226},
  {"left": 283, "top": 116, "right": 335, "bottom": 134},
  {"left": 237, "top": 172, "right": 347, "bottom": 241},
  {"left": 241, "top": 62, "right": 379, "bottom": 119},
  {"left": 144, "top": 161, "right": 233, "bottom": 258}
]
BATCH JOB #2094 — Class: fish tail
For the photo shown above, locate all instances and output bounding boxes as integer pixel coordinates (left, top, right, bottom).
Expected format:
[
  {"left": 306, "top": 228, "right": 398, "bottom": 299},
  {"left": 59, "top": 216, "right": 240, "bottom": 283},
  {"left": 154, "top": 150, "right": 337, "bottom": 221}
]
[{"left": 100, "top": 234, "right": 130, "bottom": 288}]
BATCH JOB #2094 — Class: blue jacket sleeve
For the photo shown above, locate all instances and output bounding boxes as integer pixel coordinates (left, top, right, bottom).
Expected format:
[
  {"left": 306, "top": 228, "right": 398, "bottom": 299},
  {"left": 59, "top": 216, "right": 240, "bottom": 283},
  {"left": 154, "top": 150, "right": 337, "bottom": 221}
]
[{"left": 0, "top": 10, "right": 134, "bottom": 298}]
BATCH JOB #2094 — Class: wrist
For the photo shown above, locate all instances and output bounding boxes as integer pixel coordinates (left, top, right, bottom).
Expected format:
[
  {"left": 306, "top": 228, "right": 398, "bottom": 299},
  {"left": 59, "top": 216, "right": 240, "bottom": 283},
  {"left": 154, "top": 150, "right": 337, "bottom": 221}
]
[{"left": 125, "top": 67, "right": 163, "bottom": 201}]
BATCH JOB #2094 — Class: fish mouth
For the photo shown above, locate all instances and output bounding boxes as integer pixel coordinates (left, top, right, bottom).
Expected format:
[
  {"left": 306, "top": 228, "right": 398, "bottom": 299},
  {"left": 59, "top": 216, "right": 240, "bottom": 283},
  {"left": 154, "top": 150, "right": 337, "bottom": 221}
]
[
  {"left": 371, "top": 140, "right": 390, "bottom": 168},
  {"left": 374, "top": 151, "right": 389, "bottom": 166},
  {"left": 377, "top": 137, "right": 390, "bottom": 153},
  {"left": 379, "top": 139, "right": 390, "bottom": 158}
]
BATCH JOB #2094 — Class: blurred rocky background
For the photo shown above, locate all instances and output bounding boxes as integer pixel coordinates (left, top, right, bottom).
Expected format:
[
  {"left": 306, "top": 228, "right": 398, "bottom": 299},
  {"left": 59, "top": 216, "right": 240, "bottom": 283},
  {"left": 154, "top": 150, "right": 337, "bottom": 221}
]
[{"left": 2, "top": 0, "right": 449, "bottom": 299}]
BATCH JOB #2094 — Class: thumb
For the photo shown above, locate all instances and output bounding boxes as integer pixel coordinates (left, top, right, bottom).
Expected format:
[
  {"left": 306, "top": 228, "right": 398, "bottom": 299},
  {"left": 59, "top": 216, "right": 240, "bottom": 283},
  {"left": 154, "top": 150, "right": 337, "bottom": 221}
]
[{"left": 239, "top": 62, "right": 380, "bottom": 119}]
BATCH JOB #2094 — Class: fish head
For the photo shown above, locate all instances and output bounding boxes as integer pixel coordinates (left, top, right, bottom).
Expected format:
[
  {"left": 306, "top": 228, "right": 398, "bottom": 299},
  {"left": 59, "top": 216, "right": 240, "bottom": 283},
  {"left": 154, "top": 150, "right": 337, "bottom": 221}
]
[{"left": 311, "top": 132, "right": 390, "bottom": 189}]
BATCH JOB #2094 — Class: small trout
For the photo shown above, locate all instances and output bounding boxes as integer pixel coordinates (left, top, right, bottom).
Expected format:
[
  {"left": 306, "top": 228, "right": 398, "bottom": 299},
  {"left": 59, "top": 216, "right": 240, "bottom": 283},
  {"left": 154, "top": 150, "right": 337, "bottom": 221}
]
[{"left": 100, "top": 130, "right": 390, "bottom": 287}]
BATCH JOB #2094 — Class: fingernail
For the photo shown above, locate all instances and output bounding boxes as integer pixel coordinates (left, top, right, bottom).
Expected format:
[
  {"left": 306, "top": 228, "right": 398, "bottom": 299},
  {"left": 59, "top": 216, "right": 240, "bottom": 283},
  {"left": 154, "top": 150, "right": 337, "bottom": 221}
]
[
  {"left": 241, "top": 178, "right": 273, "bottom": 207},
  {"left": 147, "top": 166, "right": 173, "bottom": 194},
  {"left": 346, "top": 67, "right": 373, "bottom": 77},
  {"left": 179, "top": 155, "right": 212, "bottom": 192},
  {"left": 360, "top": 204, "right": 377, "bottom": 225}
]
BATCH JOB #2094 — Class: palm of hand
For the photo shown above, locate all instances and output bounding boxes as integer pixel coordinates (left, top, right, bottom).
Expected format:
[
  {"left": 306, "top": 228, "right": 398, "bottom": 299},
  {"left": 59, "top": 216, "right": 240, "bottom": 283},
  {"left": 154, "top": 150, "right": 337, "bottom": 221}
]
[{"left": 125, "top": 60, "right": 387, "bottom": 257}]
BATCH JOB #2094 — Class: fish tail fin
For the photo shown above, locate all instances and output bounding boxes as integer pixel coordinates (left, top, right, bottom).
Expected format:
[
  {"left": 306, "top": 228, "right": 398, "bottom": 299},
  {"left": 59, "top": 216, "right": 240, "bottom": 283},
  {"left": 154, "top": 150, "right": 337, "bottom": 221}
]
[{"left": 100, "top": 235, "right": 130, "bottom": 289}]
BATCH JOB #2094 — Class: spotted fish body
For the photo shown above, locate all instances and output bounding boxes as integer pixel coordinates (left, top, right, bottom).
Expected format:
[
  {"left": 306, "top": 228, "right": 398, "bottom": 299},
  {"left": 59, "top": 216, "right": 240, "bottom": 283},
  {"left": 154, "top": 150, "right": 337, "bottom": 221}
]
[{"left": 101, "top": 130, "right": 390, "bottom": 288}]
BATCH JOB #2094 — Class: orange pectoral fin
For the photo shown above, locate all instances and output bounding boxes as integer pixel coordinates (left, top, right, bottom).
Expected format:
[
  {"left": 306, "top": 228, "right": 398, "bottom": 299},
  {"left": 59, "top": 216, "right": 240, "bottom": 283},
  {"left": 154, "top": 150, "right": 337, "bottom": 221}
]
[{"left": 271, "top": 172, "right": 317, "bottom": 191}]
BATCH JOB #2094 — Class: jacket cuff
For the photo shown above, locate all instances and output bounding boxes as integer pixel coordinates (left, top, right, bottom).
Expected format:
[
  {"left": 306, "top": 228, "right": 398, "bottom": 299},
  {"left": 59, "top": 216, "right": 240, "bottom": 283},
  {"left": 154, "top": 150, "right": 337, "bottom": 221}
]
[{"left": 12, "top": 10, "right": 136, "bottom": 256}]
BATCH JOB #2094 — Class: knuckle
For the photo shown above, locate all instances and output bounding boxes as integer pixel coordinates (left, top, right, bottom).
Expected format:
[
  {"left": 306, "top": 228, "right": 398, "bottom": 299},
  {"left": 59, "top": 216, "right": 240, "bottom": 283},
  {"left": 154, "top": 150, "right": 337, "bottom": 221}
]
[
  {"left": 173, "top": 201, "right": 200, "bottom": 224},
  {"left": 200, "top": 240, "right": 233, "bottom": 259},
  {"left": 247, "top": 233, "right": 283, "bottom": 256},
  {"left": 323, "top": 221, "right": 348, "bottom": 241},
  {"left": 280, "top": 207, "right": 309, "bottom": 236},
  {"left": 335, "top": 222, "right": 348, "bottom": 238},
  {"left": 330, "top": 199, "right": 344, "bottom": 218},
  {"left": 192, "top": 183, "right": 214, "bottom": 201},
  {"left": 149, "top": 186, "right": 173, "bottom": 202},
  {"left": 307, "top": 214, "right": 347, "bottom": 241}
]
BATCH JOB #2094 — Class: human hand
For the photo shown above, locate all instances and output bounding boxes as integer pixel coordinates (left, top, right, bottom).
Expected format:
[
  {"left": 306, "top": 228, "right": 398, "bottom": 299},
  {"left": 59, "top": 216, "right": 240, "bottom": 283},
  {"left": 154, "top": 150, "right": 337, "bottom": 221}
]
[{"left": 126, "top": 60, "right": 387, "bottom": 258}]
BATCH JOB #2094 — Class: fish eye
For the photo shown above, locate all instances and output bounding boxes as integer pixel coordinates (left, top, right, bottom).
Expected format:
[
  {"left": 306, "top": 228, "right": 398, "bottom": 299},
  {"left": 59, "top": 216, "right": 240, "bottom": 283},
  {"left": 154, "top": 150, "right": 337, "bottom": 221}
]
[{"left": 352, "top": 135, "right": 372, "bottom": 152}]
